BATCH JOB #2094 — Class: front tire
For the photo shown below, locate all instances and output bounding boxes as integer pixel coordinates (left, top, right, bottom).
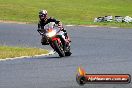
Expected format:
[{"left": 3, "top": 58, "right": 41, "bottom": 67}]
[{"left": 53, "top": 40, "right": 65, "bottom": 57}]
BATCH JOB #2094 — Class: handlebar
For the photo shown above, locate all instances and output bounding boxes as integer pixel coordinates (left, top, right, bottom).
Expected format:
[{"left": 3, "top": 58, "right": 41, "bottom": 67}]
[
  {"left": 37, "top": 29, "right": 46, "bottom": 35},
  {"left": 37, "top": 27, "right": 62, "bottom": 36}
]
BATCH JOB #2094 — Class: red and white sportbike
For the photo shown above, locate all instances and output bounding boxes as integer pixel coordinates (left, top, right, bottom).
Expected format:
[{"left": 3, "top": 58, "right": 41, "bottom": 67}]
[{"left": 38, "top": 22, "right": 72, "bottom": 57}]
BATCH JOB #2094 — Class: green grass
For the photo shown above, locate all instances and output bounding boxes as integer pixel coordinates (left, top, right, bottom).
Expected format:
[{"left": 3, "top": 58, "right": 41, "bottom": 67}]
[
  {"left": 0, "top": 0, "right": 132, "bottom": 27},
  {"left": 0, "top": 46, "right": 49, "bottom": 59}
]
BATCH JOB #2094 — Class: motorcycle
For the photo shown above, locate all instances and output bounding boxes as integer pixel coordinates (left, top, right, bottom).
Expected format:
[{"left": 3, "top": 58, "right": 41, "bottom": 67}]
[{"left": 37, "top": 22, "right": 71, "bottom": 57}]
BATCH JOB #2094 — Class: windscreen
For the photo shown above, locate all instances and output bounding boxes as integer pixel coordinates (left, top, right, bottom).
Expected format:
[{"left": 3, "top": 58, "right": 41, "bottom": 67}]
[{"left": 44, "top": 22, "right": 60, "bottom": 32}]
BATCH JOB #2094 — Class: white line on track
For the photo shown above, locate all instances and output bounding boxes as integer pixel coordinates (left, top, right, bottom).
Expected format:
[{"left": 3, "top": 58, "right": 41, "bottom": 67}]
[
  {"left": 66, "top": 25, "right": 75, "bottom": 27},
  {"left": 66, "top": 25, "right": 119, "bottom": 28},
  {"left": 0, "top": 50, "right": 55, "bottom": 61}
]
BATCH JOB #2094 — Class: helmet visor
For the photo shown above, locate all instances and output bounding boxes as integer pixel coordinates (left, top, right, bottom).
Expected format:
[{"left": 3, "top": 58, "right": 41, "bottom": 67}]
[{"left": 39, "top": 14, "right": 47, "bottom": 20}]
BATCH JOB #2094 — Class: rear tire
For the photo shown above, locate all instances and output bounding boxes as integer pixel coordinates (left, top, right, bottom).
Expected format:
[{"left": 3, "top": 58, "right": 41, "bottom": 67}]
[
  {"left": 65, "top": 46, "right": 72, "bottom": 56},
  {"left": 65, "top": 52, "right": 72, "bottom": 56},
  {"left": 53, "top": 40, "right": 65, "bottom": 57}
]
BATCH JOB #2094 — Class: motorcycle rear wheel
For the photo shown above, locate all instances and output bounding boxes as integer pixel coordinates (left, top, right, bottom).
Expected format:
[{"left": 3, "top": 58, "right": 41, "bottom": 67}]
[
  {"left": 65, "top": 45, "right": 72, "bottom": 56},
  {"left": 65, "top": 51, "right": 72, "bottom": 56}
]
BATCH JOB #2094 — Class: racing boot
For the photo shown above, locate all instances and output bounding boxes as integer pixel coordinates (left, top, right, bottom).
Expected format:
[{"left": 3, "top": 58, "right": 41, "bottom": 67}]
[{"left": 41, "top": 36, "right": 49, "bottom": 45}]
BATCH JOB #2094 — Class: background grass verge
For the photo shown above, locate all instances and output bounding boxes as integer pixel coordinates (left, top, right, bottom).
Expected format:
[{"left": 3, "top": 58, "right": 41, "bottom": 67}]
[
  {"left": 0, "top": 0, "right": 132, "bottom": 27},
  {"left": 0, "top": 46, "right": 48, "bottom": 59}
]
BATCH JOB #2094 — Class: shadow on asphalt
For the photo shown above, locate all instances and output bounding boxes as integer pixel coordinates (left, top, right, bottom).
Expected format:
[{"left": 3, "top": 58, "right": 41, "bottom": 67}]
[
  {"left": 31, "top": 56, "right": 60, "bottom": 60},
  {"left": 32, "top": 55, "right": 74, "bottom": 60}
]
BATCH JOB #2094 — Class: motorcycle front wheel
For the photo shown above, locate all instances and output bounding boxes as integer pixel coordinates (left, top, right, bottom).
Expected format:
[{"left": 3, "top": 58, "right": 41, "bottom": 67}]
[{"left": 53, "top": 40, "right": 65, "bottom": 57}]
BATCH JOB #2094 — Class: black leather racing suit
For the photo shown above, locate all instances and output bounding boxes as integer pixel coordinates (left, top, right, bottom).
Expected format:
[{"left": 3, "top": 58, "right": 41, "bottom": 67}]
[{"left": 38, "top": 17, "right": 68, "bottom": 45}]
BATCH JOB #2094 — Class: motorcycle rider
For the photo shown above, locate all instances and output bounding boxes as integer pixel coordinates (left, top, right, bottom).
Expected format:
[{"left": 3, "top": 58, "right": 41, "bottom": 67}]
[{"left": 37, "top": 10, "right": 70, "bottom": 48}]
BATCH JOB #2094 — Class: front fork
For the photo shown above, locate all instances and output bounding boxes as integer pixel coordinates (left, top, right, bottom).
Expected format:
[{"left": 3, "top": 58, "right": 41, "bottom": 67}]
[
  {"left": 49, "top": 36, "right": 69, "bottom": 52},
  {"left": 49, "top": 37, "right": 62, "bottom": 50}
]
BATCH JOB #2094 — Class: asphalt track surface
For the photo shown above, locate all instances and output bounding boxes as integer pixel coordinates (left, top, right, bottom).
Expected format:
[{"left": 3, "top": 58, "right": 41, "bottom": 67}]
[{"left": 0, "top": 23, "right": 132, "bottom": 88}]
